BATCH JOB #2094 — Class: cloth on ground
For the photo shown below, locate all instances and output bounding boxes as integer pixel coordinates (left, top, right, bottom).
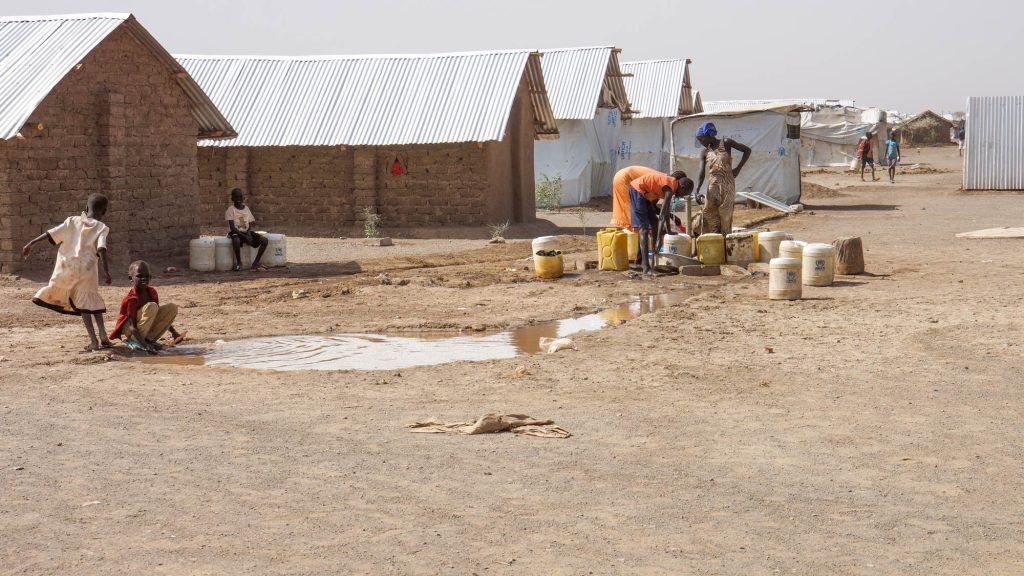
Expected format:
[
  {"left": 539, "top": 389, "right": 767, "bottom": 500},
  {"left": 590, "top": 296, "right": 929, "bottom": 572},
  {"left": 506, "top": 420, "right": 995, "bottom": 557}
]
[{"left": 407, "top": 413, "right": 570, "bottom": 438}]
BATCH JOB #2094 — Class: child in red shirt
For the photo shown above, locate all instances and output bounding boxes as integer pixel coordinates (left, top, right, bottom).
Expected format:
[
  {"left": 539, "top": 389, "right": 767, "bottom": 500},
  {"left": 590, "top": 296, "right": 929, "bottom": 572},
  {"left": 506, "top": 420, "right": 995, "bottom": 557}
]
[{"left": 109, "top": 260, "right": 185, "bottom": 353}]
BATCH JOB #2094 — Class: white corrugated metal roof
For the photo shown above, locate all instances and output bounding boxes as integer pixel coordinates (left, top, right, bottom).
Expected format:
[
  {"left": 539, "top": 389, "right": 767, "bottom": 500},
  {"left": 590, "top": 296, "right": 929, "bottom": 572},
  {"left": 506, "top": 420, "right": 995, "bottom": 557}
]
[
  {"left": 177, "top": 50, "right": 558, "bottom": 147},
  {"left": 964, "top": 96, "right": 1024, "bottom": 190},
  {"left": 621, "top": 59, "right": 693, "bottom": 119},
  {"left": 539, "top": 47, "right": 633, "bottom": 120},
  {"left": 0, "top": 13, "right": 234, "bottom": 140},
  {"left": 702, "top": 98, "right": 856, "bottom": 114}
]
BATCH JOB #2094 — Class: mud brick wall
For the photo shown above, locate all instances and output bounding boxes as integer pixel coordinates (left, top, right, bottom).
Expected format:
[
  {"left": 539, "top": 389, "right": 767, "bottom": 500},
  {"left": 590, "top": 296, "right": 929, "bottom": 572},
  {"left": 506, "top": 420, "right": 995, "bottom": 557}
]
[
  {"left": 0, "top": 26, "right": 200, "bottom": 274},
  {"left": 195, "top": 72, "right": 538, "bottom": 235}
]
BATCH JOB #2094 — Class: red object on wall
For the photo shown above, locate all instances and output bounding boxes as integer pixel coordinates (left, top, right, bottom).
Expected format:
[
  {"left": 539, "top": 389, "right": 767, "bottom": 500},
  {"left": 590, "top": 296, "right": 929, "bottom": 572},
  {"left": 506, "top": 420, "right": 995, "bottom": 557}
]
[{"left": 390, "top": 157, "right": 404, "bottom": 176}]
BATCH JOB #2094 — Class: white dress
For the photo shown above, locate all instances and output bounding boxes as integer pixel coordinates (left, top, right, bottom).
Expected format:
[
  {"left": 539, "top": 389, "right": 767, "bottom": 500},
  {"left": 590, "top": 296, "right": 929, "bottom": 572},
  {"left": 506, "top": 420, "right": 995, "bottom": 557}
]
[{"left": 32, "top": 213, "right": 109, "bottom": 315}]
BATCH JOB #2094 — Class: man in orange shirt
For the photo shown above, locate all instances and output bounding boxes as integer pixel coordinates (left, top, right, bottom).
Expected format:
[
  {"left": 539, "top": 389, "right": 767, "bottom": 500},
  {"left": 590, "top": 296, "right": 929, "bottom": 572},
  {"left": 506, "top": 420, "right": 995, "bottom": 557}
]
[
  {"left": 610, "top": 165, "right": 656, "bottom": 229},
  {"left": 630, "top": 170, "right": 692, "bottom": 274}
]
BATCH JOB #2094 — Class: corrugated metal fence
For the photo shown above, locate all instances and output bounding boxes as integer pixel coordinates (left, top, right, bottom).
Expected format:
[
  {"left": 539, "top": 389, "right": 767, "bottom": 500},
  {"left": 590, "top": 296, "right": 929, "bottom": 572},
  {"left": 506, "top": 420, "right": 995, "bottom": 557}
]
[{"left": 964, "top": 96, "right": 1024, "bottom": 190}]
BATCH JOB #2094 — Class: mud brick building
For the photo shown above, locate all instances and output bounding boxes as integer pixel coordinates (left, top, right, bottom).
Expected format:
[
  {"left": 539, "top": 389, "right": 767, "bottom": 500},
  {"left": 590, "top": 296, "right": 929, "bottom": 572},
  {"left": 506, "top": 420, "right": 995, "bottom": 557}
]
[
  {"left": 177, "top": 51, "right": 559, "bottom": 236},
  {"left": 0, "top": 13, "right": 234, "bottom": 273},
  {"left": 896, "top": 110, "right": 956, "bottom": 146}
]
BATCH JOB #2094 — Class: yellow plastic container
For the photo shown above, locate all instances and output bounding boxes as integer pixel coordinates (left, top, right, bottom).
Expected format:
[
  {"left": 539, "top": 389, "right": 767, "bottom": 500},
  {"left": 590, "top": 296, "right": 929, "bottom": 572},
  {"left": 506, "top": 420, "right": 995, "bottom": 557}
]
[
  {"left": 751, "top": 231, "right": 760, "bottom": 261},
  {"left": 596, "top": 228, "right": 629, "bottom": 271},
  {"left": 534, "top": 252, "right": 564, "bottom": 279},
  {"left": 696, "top": 233, "right": 726, "bottom": 265},
  {"left": 624, "top": 229, "right": 639, "bottom": 261}
]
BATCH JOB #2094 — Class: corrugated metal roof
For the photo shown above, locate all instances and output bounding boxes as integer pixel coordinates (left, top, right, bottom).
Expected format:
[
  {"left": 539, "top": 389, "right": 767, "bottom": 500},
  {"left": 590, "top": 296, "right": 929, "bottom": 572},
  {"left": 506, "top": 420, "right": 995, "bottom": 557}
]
[
  {"left": 693, "top": 91, "right": 704, "bottom": 114},
  {"left": 620, "top": 59, "right": 693, "bottom": 119},
  {"left": 702, "top": 98, "right": 856, "bottom": 114},
  {"left": 964, "top": 96, "right": 1024, "bottom": 190},
  {"left": 686, "top": 102, "right": 807, "bottom": 118},
  {"left": 0, "top": 13, "right": 234, "bottom": 140},
  {"left": 177, "top": 50, "right": 558, "bottom": 147},
  {"left": 539, "top": 47, "right": 633, "bottom": 120}
]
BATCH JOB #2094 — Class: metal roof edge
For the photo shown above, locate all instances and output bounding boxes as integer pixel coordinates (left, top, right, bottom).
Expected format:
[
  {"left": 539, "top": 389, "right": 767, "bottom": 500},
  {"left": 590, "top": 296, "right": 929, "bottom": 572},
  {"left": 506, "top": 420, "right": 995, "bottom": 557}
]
[
  {"left": 0, "top": 12, "right": 130, "bottom": 23},
  {"left": 174, "top": 49, "right": 538, "bottom": 62},
  {"left": 121, "top": 16, "right": 236, "bottom": 139}
]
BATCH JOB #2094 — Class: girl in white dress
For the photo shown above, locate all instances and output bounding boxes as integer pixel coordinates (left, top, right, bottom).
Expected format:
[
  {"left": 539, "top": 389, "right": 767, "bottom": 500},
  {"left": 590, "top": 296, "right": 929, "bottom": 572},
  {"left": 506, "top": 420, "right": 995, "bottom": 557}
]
[{"left": 23, "top": 193, "right": 113, "bottom": 351}]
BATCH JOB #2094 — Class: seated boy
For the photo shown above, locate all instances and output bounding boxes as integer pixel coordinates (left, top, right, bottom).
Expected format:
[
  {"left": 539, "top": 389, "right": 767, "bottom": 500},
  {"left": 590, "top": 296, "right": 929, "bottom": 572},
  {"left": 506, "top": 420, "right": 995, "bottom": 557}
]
[
  {"left": 109, "top": 260, "right": 185, "bottom": 353},
  {"left": 226, "top": 187, "right": 269, "bottom": 272}
]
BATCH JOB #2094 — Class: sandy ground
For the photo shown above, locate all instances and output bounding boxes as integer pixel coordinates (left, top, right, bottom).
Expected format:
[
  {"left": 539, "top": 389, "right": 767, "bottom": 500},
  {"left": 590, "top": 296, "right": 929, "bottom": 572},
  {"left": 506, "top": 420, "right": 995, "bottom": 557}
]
[{"left": 2, "top": 146, "right": 1023, "bottom": 575}]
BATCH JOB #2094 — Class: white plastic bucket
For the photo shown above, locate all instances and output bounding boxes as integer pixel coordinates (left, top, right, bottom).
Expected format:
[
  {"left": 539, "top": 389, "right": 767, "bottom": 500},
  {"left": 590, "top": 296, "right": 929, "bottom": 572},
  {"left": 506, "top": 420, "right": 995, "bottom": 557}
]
[
  {"left": 660, "top": 233, "right": 692, "bottom": 256},
  {"left": 769, "top": 257, "right": 802, "bottom": 300},
  {"left": 779, "top": 240, "right": 806, "bottom": 261},
  {"left": 757, "top": 231, "right": 787, "bottom": 263},
  {"left": 725, "top": 232, "right": 756, "bottom": 267},
  {"left": 257, "top": 232, "right": 287, "bottom": 267},
  {"left": 189, "top": 238, "right": 216, "bottom": 272},
  {"left": 802, "top": 243, "right": 835, "bottom": 286},
  {"left": 214, "top": 237, "right": 234, "bottom": 271},
  {"left": 532, "top": 236, "right": 559, "bottom": 254}
]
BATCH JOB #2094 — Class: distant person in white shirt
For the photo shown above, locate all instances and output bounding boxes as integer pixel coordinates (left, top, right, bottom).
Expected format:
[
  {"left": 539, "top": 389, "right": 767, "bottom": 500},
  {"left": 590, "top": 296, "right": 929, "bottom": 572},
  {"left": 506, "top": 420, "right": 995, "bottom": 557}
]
[{"left": 226, "top": 188, "right": 269, "bottom": 272}]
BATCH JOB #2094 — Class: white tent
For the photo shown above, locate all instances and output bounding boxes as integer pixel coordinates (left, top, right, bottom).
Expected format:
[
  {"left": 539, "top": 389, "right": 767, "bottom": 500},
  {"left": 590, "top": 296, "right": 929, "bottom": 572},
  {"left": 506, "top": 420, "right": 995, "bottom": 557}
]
[
  {"left": 534, "top": 47, "right": 633, "bottom": 206},
  {"left": 616, "top": 59, "right": 694, "bottom": 173},
  {"left": 800, "top": 107, "right": 887, "bottom": 167},
  {"left": 703, "top": 100, "right": 886, "bottom": 168},
  {"left": 671, "top": 103, "right": 803, "bottom": 205}
]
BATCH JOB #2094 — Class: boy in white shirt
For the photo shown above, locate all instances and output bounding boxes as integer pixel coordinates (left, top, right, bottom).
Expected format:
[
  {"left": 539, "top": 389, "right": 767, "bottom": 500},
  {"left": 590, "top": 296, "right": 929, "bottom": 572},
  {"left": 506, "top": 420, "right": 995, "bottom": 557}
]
[{"left": 225, "top": 188, "right": 268, "bottom": 272}]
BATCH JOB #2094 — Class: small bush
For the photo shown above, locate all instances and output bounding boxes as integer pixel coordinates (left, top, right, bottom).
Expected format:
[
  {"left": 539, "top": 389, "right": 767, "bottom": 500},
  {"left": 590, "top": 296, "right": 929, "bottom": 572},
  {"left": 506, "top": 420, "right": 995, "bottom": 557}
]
[
  {"left": 535, "top": 173, "right": 563, "bottom": 212},
  {"left": 361, "top": 206, "right": 382, "bottom": 238},
  {"left": 488, "top": 220, "right": 510, "bottom": 240}
]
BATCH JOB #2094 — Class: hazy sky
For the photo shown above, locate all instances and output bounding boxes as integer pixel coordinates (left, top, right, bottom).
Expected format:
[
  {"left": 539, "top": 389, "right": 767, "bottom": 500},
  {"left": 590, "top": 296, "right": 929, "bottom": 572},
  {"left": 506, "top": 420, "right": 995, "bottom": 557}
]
[{"left": 3, "top": 0, "right": 1019, "bottom": 113}]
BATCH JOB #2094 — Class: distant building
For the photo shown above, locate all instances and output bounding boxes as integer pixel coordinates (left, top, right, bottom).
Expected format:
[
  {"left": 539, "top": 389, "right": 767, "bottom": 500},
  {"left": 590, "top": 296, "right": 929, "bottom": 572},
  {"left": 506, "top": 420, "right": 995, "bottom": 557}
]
[
  {"left": 0, "top": 13, "right": 233, "bottom": 273},
  {"left": 897, "top": 110, "right": 955, "bottom": 146},
  {"left": 178, "top": 51, "right": 558, "bottom": 234},
  {"left": 533, "top": 47, "right": 633, "bottom": 206}
]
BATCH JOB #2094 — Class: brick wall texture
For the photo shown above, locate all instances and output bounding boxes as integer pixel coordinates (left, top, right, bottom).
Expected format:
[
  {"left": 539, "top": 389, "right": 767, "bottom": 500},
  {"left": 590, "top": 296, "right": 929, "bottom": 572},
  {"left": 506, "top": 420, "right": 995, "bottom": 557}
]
[
  {"left": 196, "top": 74, "right": 538, "bottom": 236},
  {"left": 0, "top": 26, "right": 200, "bottom": 273}
]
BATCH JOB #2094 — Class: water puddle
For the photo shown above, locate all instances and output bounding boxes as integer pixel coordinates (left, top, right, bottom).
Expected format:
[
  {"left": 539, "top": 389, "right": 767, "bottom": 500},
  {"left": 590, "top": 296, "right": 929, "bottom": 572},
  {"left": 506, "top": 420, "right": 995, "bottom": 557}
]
[{"left": 142, "top": 291, "right": 691, "bottom": 371}]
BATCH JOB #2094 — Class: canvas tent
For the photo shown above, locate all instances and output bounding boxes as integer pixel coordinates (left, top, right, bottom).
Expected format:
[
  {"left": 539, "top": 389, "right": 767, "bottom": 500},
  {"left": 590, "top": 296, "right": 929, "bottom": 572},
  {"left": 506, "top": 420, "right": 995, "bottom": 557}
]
[
  {"left": 614, "top": 59, "right": 695, "bottom": 173},
  {"left": 671, "top": 103, "right": 803, "bottom": 206},
  {"left": 800, "top": 106, "right": 888, "bottom": 167},
  {"left": 702, "top": 99, "right": 884, "bottom": 168},
  {"left": 534, "top": 47, "right": 633, "bottom": 206}
]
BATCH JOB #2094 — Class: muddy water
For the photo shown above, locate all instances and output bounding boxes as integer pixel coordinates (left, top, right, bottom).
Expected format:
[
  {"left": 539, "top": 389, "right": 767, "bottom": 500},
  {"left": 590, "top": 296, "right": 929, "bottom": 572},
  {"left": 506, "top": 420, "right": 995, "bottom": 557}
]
[{"left": 143, "top": 291, "right": 691, "bottom": 371}]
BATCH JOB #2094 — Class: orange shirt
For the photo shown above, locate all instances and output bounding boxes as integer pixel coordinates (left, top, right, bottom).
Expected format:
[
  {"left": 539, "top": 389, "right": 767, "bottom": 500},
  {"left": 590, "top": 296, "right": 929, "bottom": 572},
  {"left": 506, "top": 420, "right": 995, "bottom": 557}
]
[
  {"left": 630, "top": 173, "right": 679, "bottom": 202},
  {"left": 611, "top": 166, "right": 656, "bottom": 228}
]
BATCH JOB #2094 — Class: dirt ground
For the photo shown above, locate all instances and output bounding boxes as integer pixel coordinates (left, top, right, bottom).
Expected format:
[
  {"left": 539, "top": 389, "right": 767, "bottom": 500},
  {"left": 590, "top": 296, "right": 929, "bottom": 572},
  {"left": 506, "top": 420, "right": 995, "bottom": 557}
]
[{"left": 2, "top": 147, "right": 1022, "bottom": 575}]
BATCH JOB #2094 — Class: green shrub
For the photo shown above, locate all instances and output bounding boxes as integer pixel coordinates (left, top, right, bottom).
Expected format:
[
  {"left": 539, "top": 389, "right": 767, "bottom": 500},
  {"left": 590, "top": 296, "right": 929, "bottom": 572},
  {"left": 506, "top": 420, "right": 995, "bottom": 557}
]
[
  {"left": 361, "top": 206, "right": 382, "bottom": 238},
  {"left": 535, "top": 173, "right": 563, "bottom": 212}
]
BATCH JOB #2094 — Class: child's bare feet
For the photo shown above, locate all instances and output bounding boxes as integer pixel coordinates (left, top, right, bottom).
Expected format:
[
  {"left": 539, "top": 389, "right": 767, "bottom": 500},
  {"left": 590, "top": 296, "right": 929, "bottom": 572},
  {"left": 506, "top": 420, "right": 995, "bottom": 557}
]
[{"left": 100, "top": 340, "right": 113, "bottom": 349}]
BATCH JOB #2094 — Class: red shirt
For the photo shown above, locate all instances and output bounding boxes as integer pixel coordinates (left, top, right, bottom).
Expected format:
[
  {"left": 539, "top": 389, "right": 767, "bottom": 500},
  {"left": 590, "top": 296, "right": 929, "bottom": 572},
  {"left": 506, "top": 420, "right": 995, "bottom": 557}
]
[
  {"left": 630, "top": 173, "right": 679, "bottom": 202},
  {"left": 109, "top": 286, "right": 159, "bottom": 340}
]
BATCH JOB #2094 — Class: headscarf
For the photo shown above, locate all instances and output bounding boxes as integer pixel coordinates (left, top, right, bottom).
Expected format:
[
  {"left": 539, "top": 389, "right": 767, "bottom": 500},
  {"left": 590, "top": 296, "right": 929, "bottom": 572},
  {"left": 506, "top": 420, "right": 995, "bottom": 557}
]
[{"left": 696, "top": 122, "right": 717, "bottom": 138}]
